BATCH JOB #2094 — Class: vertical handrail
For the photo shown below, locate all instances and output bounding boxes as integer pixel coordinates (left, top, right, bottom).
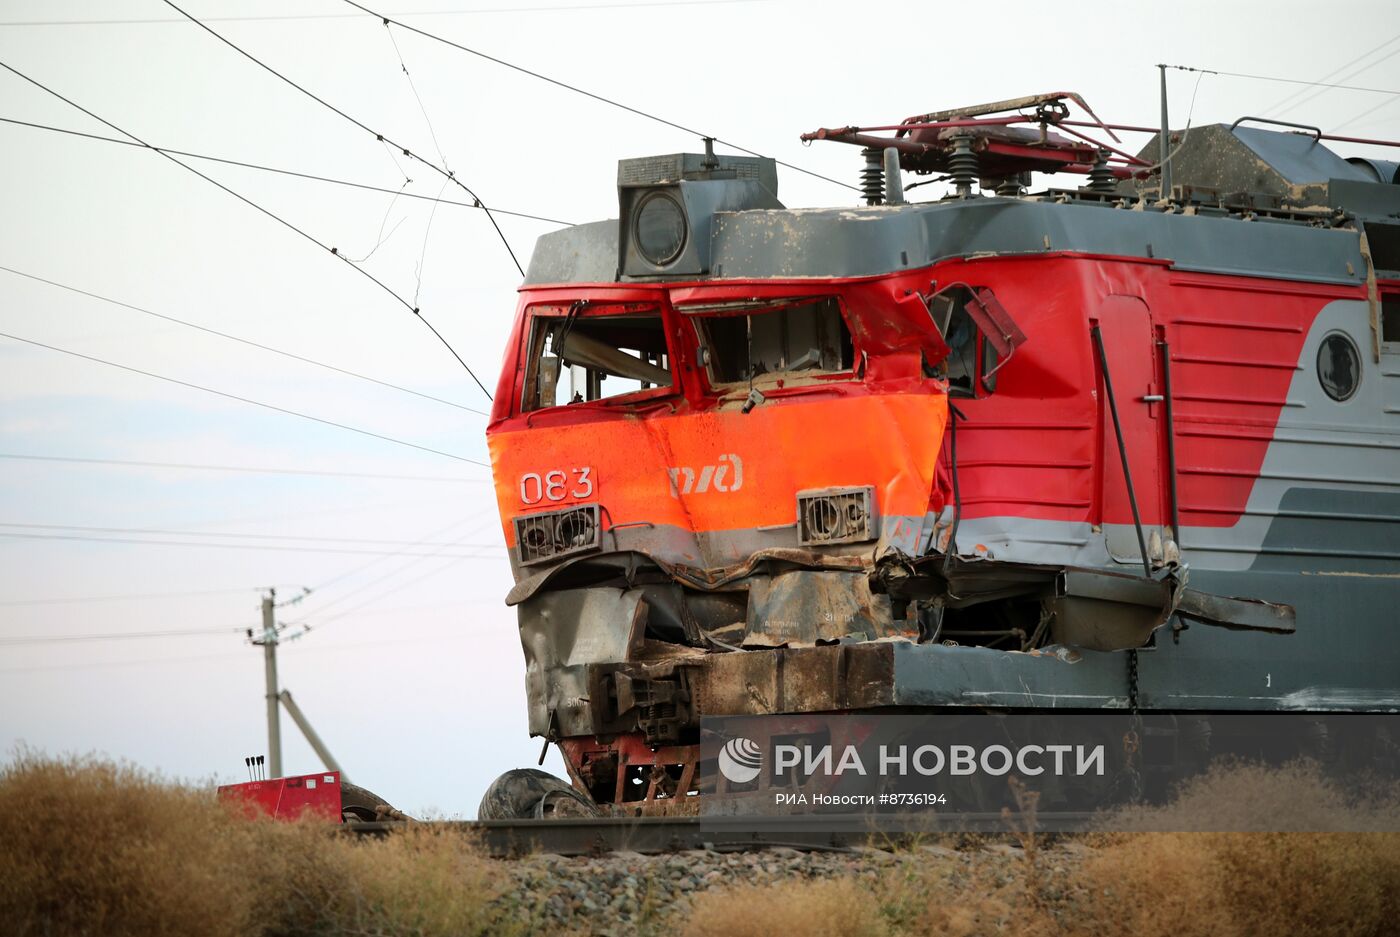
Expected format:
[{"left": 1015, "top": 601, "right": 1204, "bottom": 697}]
[
  {"left": 1091, "top": 324, "right": 1153, "bottom": 579},
  {"left": 1158, "top": 338, "right": 1181, "bottom": 542}
]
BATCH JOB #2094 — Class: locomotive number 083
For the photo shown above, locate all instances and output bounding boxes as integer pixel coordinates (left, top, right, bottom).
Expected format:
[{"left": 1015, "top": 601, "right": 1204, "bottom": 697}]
[{"left": 519, "top": 468, "right": 594, "bottom": 505}]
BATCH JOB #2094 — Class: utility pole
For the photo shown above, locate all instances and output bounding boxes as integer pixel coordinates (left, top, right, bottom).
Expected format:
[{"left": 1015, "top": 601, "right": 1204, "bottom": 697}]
[
  {"left": 245, "top": 587, "right": 341, "bottom": 782},
  {"left": 279, "top": 690, "right": 345, "bottom": 779},
  {"left": 251, "top": 589, "right": 282, "bottom": 779},
  {"left": 1158, "top": 63, "right": 1172, "bottom": 199}
]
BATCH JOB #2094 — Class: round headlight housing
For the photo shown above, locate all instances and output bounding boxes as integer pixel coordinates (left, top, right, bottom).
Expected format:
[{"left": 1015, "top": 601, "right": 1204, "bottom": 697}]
[{"left": 633, "top": 192, "right": 686, "bottom": 266}]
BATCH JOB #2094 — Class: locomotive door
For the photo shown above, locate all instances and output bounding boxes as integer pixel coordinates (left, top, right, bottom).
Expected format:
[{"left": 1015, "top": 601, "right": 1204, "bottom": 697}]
[{"left": 1095, "top": 295, "right": 1165, "bottom": 566}]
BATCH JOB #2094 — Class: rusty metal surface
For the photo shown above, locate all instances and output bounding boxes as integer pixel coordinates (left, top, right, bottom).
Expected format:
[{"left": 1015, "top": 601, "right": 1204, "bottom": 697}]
[
  {"left": 743, "top": 569, "right": 903, "bottom": 647},
  {"left": 689, "top": 642, "right": 897, "bottom": 716},
  {"left": 1121, "top": 123, "right": 1373, "bottom": 205}
]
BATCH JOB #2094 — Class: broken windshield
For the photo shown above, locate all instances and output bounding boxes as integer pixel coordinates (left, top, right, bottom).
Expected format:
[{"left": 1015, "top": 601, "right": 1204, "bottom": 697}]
[
  {"left": 522, "top": 305, "right": 673, "bottom": 411},
  {"left": 687, "top": 296, "right": 854, "bottom": 385}
]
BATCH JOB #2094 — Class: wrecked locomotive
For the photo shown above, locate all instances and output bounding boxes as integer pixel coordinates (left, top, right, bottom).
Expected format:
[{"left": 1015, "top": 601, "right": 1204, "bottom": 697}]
[{"left": 481, "top": 93, "right": 1400, "bottom": 816}]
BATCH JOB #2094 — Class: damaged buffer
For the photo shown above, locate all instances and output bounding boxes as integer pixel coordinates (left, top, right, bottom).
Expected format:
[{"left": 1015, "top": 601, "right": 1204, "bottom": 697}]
[{"left": 481, "top": 98, "right": 1400, "bottom": 816}]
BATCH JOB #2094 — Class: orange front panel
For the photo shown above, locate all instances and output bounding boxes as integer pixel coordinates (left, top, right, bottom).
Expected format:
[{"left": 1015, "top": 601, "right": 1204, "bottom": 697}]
[{"left": 488, "top": 392, "right": 947, "bottom": 544}]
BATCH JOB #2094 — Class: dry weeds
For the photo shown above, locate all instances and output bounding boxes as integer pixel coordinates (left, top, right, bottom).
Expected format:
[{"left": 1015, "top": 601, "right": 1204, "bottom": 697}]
[
  {"left": 685, "top": 760, "right": 1400, "bottom": 937},
  {"left": 683, "top": 877, "right": 889, "bottom": 937},
  {"left": 0, "top": 750, "right": 519, "bottom": 937},
  {"left": 5, "top": 750, "right": 1400, "bottom": 936}
]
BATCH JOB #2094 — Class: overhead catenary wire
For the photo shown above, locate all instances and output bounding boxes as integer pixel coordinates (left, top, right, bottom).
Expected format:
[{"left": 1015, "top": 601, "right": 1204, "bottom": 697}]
[
  {"left": 306, "top": 552, "right": 468, "bottom": 627},
  {"left": 1163, "top": 62, "right": 1400, "bottom": 98},
  {"left": 0, "top": 530, "right": 502, "bottom": 558},
  {"left": 338, "top": 0, "right": 860, "bottom": 193},
  {"left": 0, "top": 649, "right": 250, "bottom": 676},
  {"left": 0, "top": 587, "right": 260, "bottom": 608},
  {"left": 299, "top": 516, "right": 500, "bottom": 618},
  {"left": 0, "top": 59, "right": 493, "bottom": 400},
  {"left": 304, "top": 514, "right": 491, "bottom": 595},
  {"left": 160, "top": 0, "right": 524, "bottom": 286},
  {"left": 1263, "top": 32, "right": 1400, "bottom": 116},
  {"left": 0, "top": 330, "right": 488, "bottom": 465},
  {"left": 0, "top": 627, "right": 246, "bottom": 647},
  {"left": 0, "top": 451, "right": 483, "bottom": 483},
  {"left": 1333, "top": 95, "right": 1400, "bottom": 133},
  {"left": 0, "top": 115, "right": 574, "bottom": 224},
  {"left": 0, "top": 0, "right": 770, "bottom": 27},
  {"left": 0, "top": 522, "right": 500, "bottom": 549},
  {"left": 0, "top": 264, "right": 491, "bottom": 417}
]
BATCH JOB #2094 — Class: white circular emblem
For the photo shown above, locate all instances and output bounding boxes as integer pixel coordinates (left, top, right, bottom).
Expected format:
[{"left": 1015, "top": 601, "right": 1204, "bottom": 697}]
[{"left": 718, "top": 737, "right": 762, "bottom": 784}]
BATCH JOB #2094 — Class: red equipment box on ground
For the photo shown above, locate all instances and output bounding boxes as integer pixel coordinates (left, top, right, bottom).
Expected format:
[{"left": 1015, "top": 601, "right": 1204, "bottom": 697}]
[{"left": 218, "top": 770, "right": 342, "bottom": 822}]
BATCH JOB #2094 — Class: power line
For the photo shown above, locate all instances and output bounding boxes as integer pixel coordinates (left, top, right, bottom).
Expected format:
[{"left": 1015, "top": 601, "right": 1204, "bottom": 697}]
[
  {"left": 0, "top": 649, "right": 248, "bottom": 676},
  {"left": 0, "top": 264, "right": 490, "bottom": 417},
  {"left": 301, "top": 523, "right": 493, "bottom": 615},
  {"left": 1334, "top": 94, "right": 1400, "bottom": 133},
  {"left": 1264, "top": 33, "right": 1400, "bottom": 116},
  {"left": 0, "top": 521, "right": 498, "bottom": 549},
  {"left": 0, "top": 330, "right": 489, "bottom": 465},
  {"left": 0, "top": 452, "right": 484, "bottom": 483},
  {"left": 340, "top": 0, "right": 859, "bottom": 193},
  {"left": 0, "top": 116, "right": 575, "bottom": 224},
  {"left": 0, "top": 627, "right": 245, "bottom": 647},
  {"left": 0, "top": 0, "right": 768, "bottom": 27},
  {"left": 311, "top": 553, "right": 469, "bottom": 626},
  {"left": 161, "top": 0, "right": 525, "bottom": 286},
  {"left": 0, "top": 59, "right": 492, "bottom": 399},
  {"left": 1164, "top": 62, "right": 1400, "bottom": 97},
  {"left": 306, "top": 514, "right": 489, "bottom": 594},
  {"left": 0, "top": 587, "right": 259, "bottom": 608},
  {"left": 0, "top": 530, "right": 502, "bottom": 558}
]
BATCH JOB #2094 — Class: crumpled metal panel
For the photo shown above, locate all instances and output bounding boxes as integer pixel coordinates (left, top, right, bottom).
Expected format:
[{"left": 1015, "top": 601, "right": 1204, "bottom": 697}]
[
  {"left": 742, "top": 569, "right": 906, "bottom": 647},
  {"left": 689, "top": 643, "right": 897, "bottom": 716},
  {"left": 518, "top": 587, "right": 647, "bottom": 736},
  {"left": 876, "top": 553, "right": 1295, "bottom": 652}
]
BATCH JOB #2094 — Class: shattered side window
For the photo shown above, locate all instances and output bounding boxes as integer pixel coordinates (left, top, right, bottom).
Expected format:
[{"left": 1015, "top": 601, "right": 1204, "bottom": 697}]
[
  {"left": 522, "top": 305, "right": 673, "bottom": 411},
  {"left": 930, "top": 287, "right": 999, "bottom": 397},
  {"left": 691, "top": 297, "right": 854, "bottom": 385}
]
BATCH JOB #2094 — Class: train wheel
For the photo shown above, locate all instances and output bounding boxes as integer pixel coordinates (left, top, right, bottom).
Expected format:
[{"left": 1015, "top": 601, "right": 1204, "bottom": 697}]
[
  {"left": 339, "top": 780, "right": 403, "bottom": 822},
  {"left": 478, "top": 768, "right": 602, "bottom": 820}
]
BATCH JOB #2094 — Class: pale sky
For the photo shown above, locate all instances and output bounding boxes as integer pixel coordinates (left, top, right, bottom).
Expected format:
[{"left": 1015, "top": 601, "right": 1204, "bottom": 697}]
[{"left": 2, "top": 0, "right": 1398, "bottom": 816}]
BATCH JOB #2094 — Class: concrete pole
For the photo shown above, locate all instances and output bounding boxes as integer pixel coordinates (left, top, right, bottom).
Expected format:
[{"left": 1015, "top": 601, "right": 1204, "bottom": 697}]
[
  {"left": 261, "top": 591, "right": 282, "bottom": 779},
  {"left": 278, "top": 690, "right": 344, "bottom": 779},
  {"left": 1158, "top": 64, "right": 1172, "bottom": 200}
]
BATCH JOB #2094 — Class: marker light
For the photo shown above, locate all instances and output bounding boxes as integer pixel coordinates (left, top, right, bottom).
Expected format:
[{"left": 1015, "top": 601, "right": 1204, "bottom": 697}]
[{"left": 633, "top": 191, "right": 687, "bottom": 266}]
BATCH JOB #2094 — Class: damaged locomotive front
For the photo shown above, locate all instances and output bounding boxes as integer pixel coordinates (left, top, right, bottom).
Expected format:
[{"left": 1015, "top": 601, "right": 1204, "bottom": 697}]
[{"left": 481, "top": 105, "right": 1400, "bottom": 813}]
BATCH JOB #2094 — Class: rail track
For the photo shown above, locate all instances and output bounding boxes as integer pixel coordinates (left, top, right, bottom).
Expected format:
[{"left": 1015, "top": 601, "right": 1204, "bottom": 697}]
[{"left": 344, "top": 813, "right": 1096, "bottom": 858}]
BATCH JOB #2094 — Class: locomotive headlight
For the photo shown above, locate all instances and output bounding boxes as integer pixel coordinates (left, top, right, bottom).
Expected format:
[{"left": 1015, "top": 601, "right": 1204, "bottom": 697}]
[{"left": 633, "top": 191, "right": 687, "bottom": 266}]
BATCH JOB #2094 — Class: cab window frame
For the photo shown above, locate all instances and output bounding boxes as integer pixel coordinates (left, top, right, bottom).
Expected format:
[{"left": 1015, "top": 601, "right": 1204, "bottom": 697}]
[
  {"left": 518, "top": 300, "right": 679, "bottom": 414},
  {"left": 680, "top": 294, "right": 858, "bottom": 392},
  {"left": 930, "top": 284, "right": 1001, "bottom": 399}
]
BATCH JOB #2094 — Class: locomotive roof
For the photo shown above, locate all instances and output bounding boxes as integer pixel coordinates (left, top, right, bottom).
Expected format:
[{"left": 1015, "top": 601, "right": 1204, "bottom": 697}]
[
  {"left": 523, "top": 191, "right": 1379, "bottom": 288},
  {"left": 526, "top": 121, "right": 1400, "bottom": 290}
]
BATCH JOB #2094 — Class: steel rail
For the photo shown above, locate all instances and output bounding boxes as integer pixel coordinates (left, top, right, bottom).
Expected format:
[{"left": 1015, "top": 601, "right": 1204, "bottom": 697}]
[{"left": 342, "top": 813, "right": 1098, "bottom": 857}]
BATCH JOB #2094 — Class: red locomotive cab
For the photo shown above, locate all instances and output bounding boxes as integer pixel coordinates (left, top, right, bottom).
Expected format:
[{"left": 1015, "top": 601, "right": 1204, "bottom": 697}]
[
  {"left": 487, "top": 278, "right": 960, "bottom": 577},
  {"left": 475, "top": 119, "right": 1399, "bottom": 815}
]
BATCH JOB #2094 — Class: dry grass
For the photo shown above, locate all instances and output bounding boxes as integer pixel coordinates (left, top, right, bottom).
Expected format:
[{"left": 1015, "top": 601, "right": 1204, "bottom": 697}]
[
  {"left": 686, "top": 762, "right": 1400, "bottom": 937},
  {"left": 1107, "top": 759, "right": 1400, "bottom": 833},
  {"left": 0, "top": 750, "right": 518, "bottom": 937},
  {"left": 1072, "top": 831, "right": 1400, "bottom": 937},
  {"left": 683, "top": 877, "right": 889, "bottom": 937},
  {"left": 684, "top": 830, "right": 1400, "bottom": 937},
  {"left": 6, "top": 750, "right": 1400, "bottom": 936}
]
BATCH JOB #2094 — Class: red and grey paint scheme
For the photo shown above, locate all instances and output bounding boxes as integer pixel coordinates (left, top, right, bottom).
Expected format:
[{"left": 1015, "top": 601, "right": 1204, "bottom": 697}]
[{"left": 482, "top": 108, "right": 1400, "bottom": 810}]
